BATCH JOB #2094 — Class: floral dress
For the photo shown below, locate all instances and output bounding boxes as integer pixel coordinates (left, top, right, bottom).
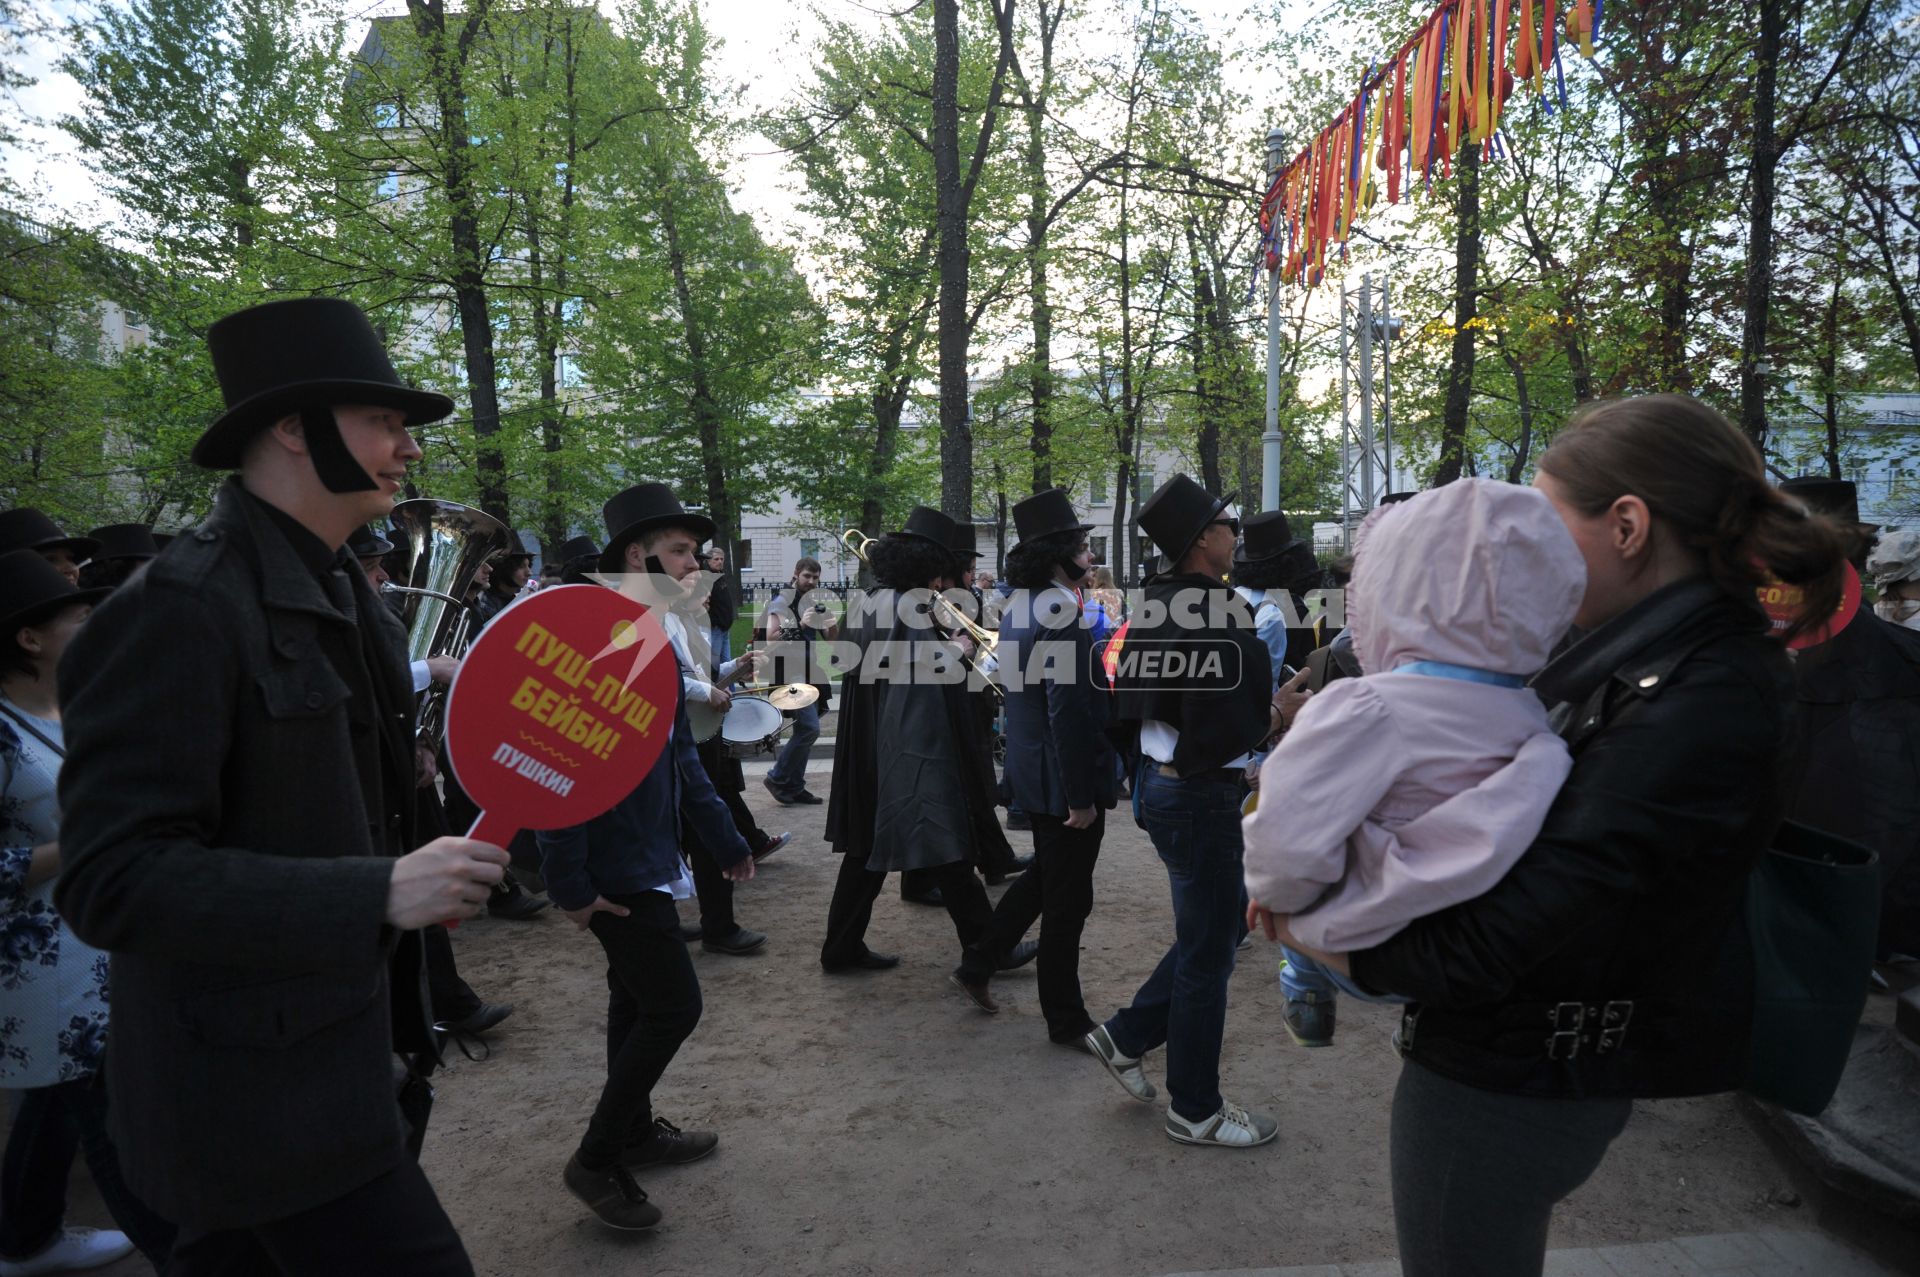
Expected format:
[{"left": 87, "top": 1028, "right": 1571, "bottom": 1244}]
[{"left": 1, "top": 700, "right": 110, "bottom": 1087}]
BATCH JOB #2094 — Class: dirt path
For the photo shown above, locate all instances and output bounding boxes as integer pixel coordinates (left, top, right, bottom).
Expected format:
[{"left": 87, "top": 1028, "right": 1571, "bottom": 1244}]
[{"left": 407, "top": 776, "right": 1813, "bottom": 1276}]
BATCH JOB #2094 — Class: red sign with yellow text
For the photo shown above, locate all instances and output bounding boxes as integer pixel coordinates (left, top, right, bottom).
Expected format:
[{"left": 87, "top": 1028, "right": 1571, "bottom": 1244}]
[
  {"left": 1757, "top": 560, "right": 1862, "bottom": 651},
  {"left": 444, "top": 584, "right": 679, "bottom": 848}
]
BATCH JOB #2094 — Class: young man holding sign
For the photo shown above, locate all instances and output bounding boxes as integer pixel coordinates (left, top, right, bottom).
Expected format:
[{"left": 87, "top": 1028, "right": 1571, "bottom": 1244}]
[
  {"left": 535, "top": 482, "right": 756, "bottom": 1232},
  {"left": 54, "top": 298, "right": 507, "bottom": 1273}
]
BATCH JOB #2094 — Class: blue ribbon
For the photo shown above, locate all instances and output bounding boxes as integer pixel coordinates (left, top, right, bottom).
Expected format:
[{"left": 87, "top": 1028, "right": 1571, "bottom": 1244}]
[{"left": 1390, "top": 660, "right": 1527, "bottom": 688}]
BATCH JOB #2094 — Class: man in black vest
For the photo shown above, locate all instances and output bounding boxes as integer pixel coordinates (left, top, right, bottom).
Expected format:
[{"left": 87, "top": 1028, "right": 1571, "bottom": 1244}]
[
  {"left": 1083, "top": 474, "right": 1283, "bottom": 1149},
  {"left": 55, "top": 298, "right": 508, "bottom": 1273}
]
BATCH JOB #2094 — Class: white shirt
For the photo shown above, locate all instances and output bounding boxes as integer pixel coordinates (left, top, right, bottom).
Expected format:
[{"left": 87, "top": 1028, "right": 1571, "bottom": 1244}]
[{"left": 1139, "top": 719, "right": 1254, "bottom": 773}]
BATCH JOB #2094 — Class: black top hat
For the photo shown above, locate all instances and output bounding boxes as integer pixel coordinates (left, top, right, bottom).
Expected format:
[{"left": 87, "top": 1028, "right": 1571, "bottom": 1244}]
[
  {"left": 152, "top": 532, "right": 176, "bottom": 550},
  {"left": 1779, "top": 476, "right": 1873, "bottom": 529},
  {"left": 195, "top": 298, "right": 456, "bottom": 469},
  {"left": 347, "top": 525, "right": 394, "bottom": 559},
  {"left": 1136, "top": 474, "right": 1234, "bottom": 567},
  {"left": 491, "top": 530, "right": 533, "bottom": 564},
  {"left": 946, "top": 521, "right": 983, "bottom": 559},
  {"left": 0, "top": 548, "right": 112, "bottom": 636},
  {"left": 892, "top": 505, "right": 958, "bottom": 550},
  {"left": 557, "top": 535, "right": 599, "bottom": 563},
  {"left": 87, "top": 523, "right": 160, "bottom": 562},
  {"left": 1012, "top": 488, "right": 1094, "bottom": 545},
  {"left": 0, "top": 509, "right": 100, "bottom": 564},
  {"left": 600, "top": 483, "right": 715, "bottom": 572},
  {"left": 1233, "top": 511, "right": 1301, "bottom": 565},
  {"left": 1379, "top": 490, "right": 1418, "bottom": 505}
]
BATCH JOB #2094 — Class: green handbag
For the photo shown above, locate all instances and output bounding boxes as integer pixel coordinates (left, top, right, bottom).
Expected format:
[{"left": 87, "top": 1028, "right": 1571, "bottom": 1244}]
[{"left": 1742, "top": 820, "right": 1881, "bottom": 1116}]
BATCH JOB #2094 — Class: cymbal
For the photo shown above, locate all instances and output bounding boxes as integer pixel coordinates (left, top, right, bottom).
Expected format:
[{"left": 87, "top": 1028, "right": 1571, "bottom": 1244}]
[{"left": 766, "top": 683, "right": 819, "bottom": 711}]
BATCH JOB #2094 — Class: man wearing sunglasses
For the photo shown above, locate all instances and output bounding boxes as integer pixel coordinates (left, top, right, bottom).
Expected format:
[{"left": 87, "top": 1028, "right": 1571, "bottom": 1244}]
[{"left": 1082, "top": 475, "right": 1284, "bottom": 1150}]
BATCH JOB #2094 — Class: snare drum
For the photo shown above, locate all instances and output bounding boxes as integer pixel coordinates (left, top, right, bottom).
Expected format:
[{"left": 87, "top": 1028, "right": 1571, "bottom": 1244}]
[{"left": 719, "top": 695, "right": 786, "bottom": 758}]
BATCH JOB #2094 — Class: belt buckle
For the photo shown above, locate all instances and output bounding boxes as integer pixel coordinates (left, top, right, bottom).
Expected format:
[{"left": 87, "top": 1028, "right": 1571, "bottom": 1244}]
[
  {"left": 1545, "top": 1001, "right": 1585, "bottom": 1060},
  {"left": 1596, "top": 1000, "right": 1634, "bottom": 1054}
]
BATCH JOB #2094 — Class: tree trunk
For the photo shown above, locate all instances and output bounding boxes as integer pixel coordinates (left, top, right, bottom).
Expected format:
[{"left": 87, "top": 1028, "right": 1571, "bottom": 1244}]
[
  {"left": 1738, "top": 0, "right": 1782, "bottom": 448},
  {"left": 1820, "top": 260, "right": 1842, "bottom": 480},
  {"left": 1024, "top": 86, "right": 1053, "bottom": 493},
  {"left": 1186, "top": 218, "right": 1222, "bottom": 494},
  {"left": 1868, "top": 199, "right": 1920, "bottom": 382},
  {"left": 409, "top": 0, "right": 509, "bottom": 522},
  {"left": 933, "top": 0, "right": 972, "bottom": 519},
  {"left": 1497, "top": 340, "right": 1535, "bottom": 484},
  {"left": 661, "top": 199, "right": 735, "bottom": 569},
  {"left": 1433, "top": 139, "right": 1479, "bottom": 487}
]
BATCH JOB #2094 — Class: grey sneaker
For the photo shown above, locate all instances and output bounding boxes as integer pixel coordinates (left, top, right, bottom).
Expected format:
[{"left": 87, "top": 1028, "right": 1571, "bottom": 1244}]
[
  {"left": 1165, "top": 1101, "right": 1279, "bottom": 1148},
  {"left": 1282, "top": 991, "right": 1336, "bottom": 1048},
  {"left": 1084, "top": 1024, "right": 1156, "bottom": 1103}
]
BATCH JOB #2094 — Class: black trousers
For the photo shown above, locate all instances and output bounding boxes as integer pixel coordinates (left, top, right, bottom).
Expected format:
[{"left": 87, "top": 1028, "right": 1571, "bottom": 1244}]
[
  {"left": 421, "top": 921, "right": 482, "bottom": 1023},
  {"left": 697, "top": 738, "right": 767, "bottom": 848},
  {"left": 1390, "top": 1060, "right": 1631, "bottom": 1277},
  {"left": 958, "top": 809, "right": 1103, "bottom": 1040},
  {"left": 165, "top": 1160, "right": 469, "bottom": 1276},
  {"left": 821, "top": 853, "right": 992, "bottom": 968},
  {"left": 579, "top": 891, "right": 703, "bottom": 1169},
  {"left": 684, "top": 826, "right": 738, "bottom": 940}
]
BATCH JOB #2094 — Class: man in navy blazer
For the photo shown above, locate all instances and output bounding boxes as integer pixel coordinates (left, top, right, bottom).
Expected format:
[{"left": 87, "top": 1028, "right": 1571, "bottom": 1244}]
[
  {"left": 537, "top": 482, "right": 755, "bottom": 1234},
  {"left": 952, "top": 489, "right": 1116, "bottom": 1043}
]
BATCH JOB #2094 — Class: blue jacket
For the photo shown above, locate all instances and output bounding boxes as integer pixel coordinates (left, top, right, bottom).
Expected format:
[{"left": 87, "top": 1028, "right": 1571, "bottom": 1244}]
[
  {"left": 535, "top": 682, "right": 749, "bottom": 910},
  {"left": 999, "top": 586, "right": 1117, "bottom": 817}
]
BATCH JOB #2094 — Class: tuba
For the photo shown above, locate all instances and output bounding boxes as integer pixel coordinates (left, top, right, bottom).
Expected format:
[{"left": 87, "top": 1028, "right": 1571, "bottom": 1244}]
[{"left": 385, "top": 499, "right": 513, "bottom": 744}]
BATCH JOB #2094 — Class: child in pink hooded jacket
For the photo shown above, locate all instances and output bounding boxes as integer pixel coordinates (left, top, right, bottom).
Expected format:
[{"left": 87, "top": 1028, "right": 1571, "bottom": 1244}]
[{"left": 1241, "top": 478, "right": 1586, "bottom": 1046}]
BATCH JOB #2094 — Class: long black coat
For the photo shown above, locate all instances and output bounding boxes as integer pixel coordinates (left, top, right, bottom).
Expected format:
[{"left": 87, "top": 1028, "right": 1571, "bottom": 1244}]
[
  {"left": 998, "top": 585, "right": 1117, "bottom": 818},
  {"left": 825, "top": 599, "right": 991, "bottom": 872},
  {"left": 54, "top": 479, "right": 427, "bottom": 1230},
  {"left": 1351, "top": 580, "right": 1796, "bottom": 1100}
]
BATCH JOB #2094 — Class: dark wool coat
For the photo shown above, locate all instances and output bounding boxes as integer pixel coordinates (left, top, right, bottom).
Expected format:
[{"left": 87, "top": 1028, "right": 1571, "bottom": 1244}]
[{"left": 54, "top": 479, "right": 428, "bottom": 1230}]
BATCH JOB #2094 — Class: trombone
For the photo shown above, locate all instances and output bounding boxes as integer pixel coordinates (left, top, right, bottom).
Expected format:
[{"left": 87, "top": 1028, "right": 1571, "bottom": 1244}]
[{"left": 841, "top": 526, "right": 1003, "bottom": 700}]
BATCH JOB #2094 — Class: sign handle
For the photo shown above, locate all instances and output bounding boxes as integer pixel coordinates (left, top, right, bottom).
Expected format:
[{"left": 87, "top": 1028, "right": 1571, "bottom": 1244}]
[{"left": 442, "top": 811, "right": 520, "bottom": 929}]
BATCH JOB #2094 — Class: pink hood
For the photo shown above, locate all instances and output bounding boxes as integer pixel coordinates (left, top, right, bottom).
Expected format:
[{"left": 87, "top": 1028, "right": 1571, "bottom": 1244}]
[{"left": 1348, "top": 478, "right": 1586, "bottom": 678}]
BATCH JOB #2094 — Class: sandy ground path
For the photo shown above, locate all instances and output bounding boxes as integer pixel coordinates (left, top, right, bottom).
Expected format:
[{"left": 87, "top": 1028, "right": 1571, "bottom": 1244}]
[{"left": 410, "top": 774, "right": 1827, "bottom": 1277}]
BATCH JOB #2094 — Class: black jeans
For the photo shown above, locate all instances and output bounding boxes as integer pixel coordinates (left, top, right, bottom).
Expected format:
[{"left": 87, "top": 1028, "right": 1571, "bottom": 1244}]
[
  {"left": 684, "top": 828, "right": 739, "bottom": 941},
  {"left": 580, "top": 890, "right": 703, "bottom": 1168},
  {"left": 0, "top": 1078, "right": 174, "bottom": 1267},
  {"left": 958, "top": 810, "right": 1104, "bottom": 1040},
  {"left": 1391, "top": 1060, "right": 1632, "bottom": 1277},
  {"left": 821, "top": 854, "right": 993, "bottom": 968},
  {"left": 165, "top": 1160, "right": 468, "bottom": 1276}
]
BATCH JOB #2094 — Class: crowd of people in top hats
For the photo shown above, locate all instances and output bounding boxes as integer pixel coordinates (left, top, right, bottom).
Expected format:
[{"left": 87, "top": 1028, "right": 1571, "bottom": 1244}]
[{"left": 4, "top": 293, "right": 1919, "bottom": 1277}]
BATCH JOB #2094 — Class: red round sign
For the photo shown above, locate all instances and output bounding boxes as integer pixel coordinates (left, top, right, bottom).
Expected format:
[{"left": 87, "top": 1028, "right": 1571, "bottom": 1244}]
[
  {"left": 444, "top": 584, "right": 679, "bottom": 848},
  {"left": 1757, "top": 560, "right": 1862, "bottom": 651}
]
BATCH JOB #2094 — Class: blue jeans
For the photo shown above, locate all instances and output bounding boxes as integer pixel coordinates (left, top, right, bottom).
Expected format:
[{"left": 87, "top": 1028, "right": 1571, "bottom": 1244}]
[
  {"left": 767, "top": 701, "right": 820, "bottom": 792},
  {"left": 1280, "top": 947, "right": 1410, "bottom": 1004},
  {"left": 710, "top": 627, "right": 731, "bottom": 666},
  {"left": 1106, "top": 763, "right": 1249, "bottom": 1122}
]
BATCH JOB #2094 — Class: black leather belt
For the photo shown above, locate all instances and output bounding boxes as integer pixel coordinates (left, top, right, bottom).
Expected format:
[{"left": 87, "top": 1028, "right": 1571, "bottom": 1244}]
[{"left": 1153, "top": 763, "right": 1246, "bottom": 786}]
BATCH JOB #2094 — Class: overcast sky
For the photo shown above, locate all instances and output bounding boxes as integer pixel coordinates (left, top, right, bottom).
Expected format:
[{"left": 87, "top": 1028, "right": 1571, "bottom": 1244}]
[{"left": 5, "top": 0, "right": 1288, "bottom": 258}]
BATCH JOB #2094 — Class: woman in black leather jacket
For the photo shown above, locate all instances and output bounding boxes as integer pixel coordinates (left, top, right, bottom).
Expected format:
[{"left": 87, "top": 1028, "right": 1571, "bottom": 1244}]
[{"left": 1278, "top": 394, "right": 1845, "bottom": 1277}]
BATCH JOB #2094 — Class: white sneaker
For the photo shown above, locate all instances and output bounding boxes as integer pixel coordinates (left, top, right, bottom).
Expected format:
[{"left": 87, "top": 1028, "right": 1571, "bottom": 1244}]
[
  {"left": 0, "top": 1227, "right": 136, "bottom": 1276},
  {"left": 1084, "top": 1025, "right": 1156, "bottom": 1103},
  {"left": 1165, "top": 1100, "right": 1279, "bottom": 1148}
]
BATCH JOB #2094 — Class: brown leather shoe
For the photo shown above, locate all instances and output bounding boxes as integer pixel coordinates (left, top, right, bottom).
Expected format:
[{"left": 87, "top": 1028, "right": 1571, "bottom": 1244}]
[{"left": 948, "top": 971, "right": 998, "bottom": 1013}]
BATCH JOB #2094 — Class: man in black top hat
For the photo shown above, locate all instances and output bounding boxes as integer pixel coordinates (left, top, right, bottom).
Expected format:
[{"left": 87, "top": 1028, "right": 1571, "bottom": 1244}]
[
  {"left": 950, "top": 489, "right": 1113, "bottom": 1030},
  {"left": 534, "top": 481, "right": 755, "bottom": 1233},
  {"left": 820, "top": 506, "right": 1006, "bottom": 980},
  {"left": 0, "top": 510, "right": 99, "bottom": 587},
  {"left": 54, "top": 297, "right": 508, "bottom": 1273},
  {"left": 77, "top": 523, "right": 160, "bottom": 592},
  {"left": 1081, "top": 474, "right": 1283, "bottom": 1150}
]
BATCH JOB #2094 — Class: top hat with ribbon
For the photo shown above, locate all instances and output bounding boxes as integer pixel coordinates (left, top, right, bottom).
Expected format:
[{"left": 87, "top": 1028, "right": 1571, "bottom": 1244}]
[
  {"left": 1135, "top": 474, "right": 1234, "bottom": 567},
  {"left": 600, "top": 483, "right": 716, "bottom": 572},
  {"left": 1012, "top": 488, "right": 1094, "bottom": 546},
  {"left": 195, "top": 297, "right": 455, "bottom": 469},
  {"left": 0, "top": 509, "right": 100, "bottom": 565},
  {"left": 87, "top": 523, "right": 160, "bottom": 562},
  {"left": 1232, "top": 511, "right": 1302, "bottom": 566},
  {"left": 0, "top": 548, "right": 112, "bottom": 636},
  {"left": 557, "top": 535, "right": 600, "bottom": 563},
  {"left": 946, "top": 521, "right": 983, "bottom": 560},
  {"left": 891, "top": 505, "right": 958, "bottom": 551}
]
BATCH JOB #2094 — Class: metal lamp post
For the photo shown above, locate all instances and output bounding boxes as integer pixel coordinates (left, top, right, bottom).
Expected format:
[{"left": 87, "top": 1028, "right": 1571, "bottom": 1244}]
[{"left": 1261, "top": 125, "right": 1287, "bottom": 514}]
